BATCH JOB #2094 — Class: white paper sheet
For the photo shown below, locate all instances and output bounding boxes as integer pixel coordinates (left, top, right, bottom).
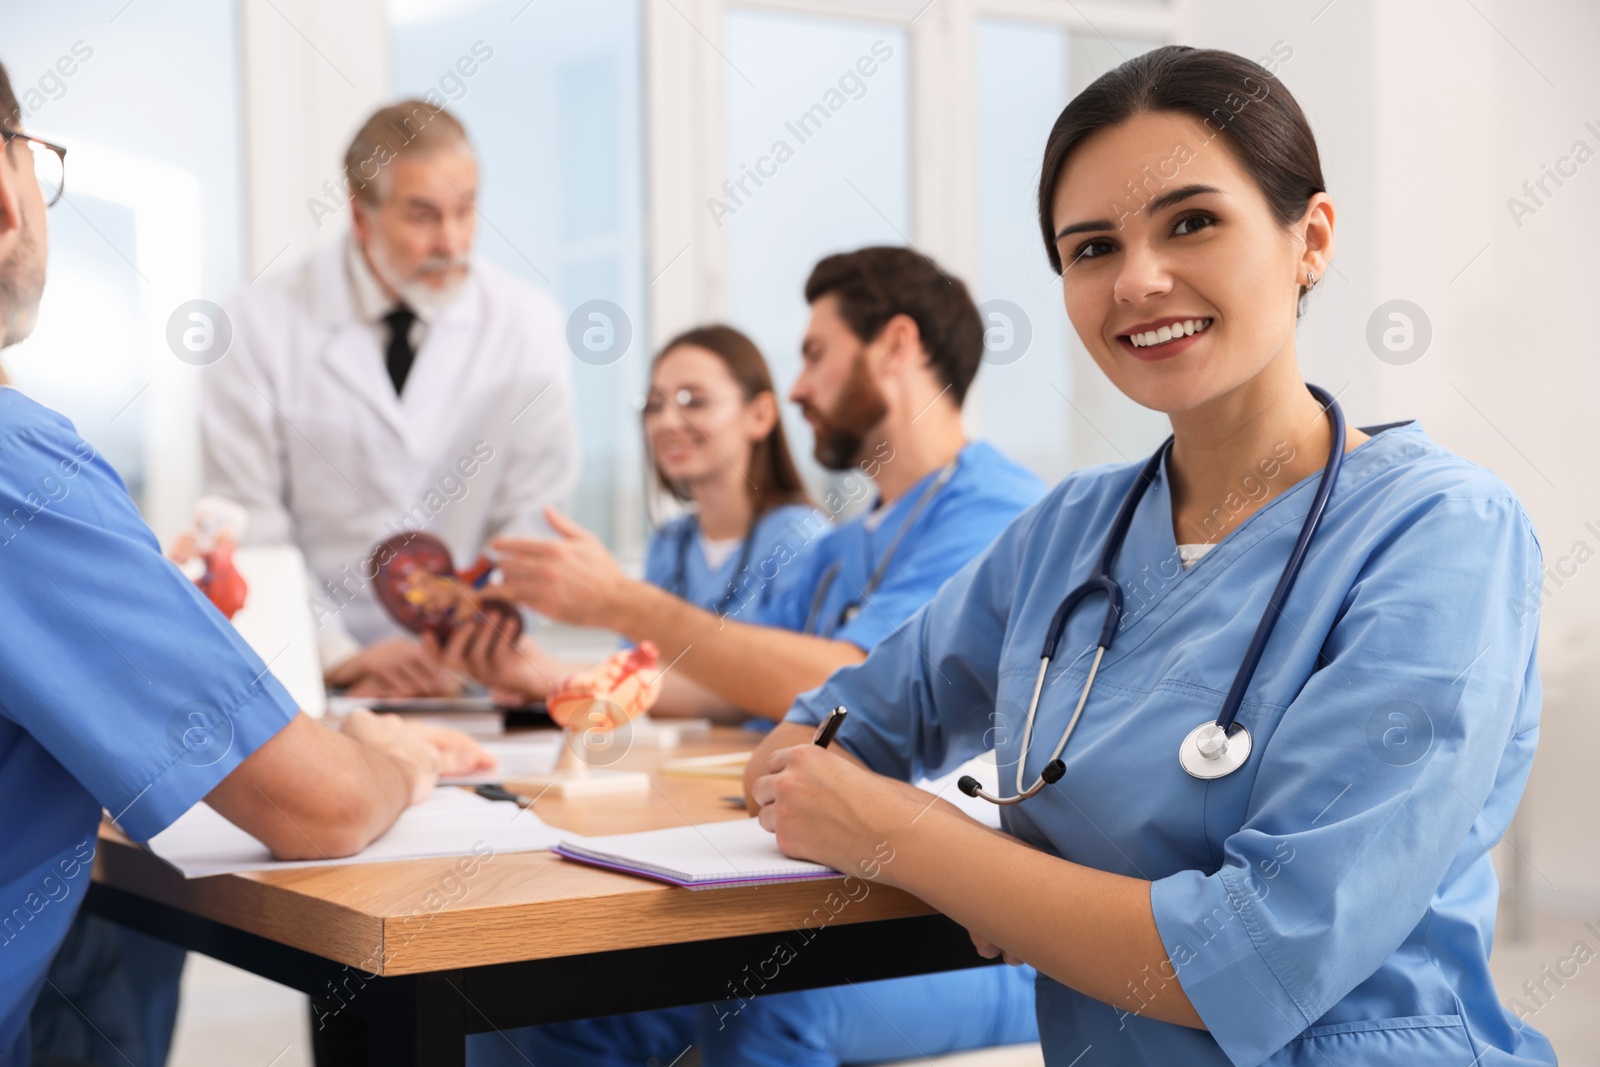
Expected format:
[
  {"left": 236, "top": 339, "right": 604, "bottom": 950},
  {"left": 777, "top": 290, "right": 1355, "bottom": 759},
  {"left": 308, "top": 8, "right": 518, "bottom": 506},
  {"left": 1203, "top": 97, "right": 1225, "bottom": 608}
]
[
  {"left": 439, "top": 734, "right": 565, "bottom": 785},
  {"left": 145, "top": 787, "right": 562, "bottom": 878}
]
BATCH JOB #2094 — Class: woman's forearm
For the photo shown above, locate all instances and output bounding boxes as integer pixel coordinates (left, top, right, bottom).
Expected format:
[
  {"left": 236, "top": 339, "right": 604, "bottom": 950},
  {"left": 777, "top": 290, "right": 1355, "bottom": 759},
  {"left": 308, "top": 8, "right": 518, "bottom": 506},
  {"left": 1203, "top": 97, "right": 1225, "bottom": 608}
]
[{"left": 876, "top": 802, "right": 1204, "bottom": 1030}]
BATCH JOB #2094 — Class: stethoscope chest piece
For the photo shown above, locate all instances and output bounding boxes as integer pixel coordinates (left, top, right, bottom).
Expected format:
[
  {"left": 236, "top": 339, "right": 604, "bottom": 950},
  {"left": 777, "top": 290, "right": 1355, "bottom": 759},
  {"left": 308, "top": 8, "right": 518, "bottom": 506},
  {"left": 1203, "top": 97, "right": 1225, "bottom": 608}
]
[{"left": 1179, "top": 720, "right": 1252, "bottom": 780}]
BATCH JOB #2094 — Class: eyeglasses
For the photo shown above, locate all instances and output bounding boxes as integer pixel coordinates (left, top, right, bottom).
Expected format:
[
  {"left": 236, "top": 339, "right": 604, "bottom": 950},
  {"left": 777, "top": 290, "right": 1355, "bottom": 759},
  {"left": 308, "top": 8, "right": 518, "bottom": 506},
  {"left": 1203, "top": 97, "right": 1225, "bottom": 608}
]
[
  {"left": 641, "top": 388, "right": 731, "bottom": 420},
  {"left": 1, "top": 130, "right": 67, "bottom": 208}
]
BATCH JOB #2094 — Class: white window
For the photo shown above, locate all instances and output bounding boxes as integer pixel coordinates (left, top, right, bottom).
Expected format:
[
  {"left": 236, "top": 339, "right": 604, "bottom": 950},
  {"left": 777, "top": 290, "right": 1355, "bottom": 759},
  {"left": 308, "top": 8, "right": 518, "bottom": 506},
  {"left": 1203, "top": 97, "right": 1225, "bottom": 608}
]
[
  {"left": 975, "top": 18, "right": 1170, "bottom": 484},
  {"left": 389, "top": 0, "right": 649, "bottom": 554},
  {"left": 648, "top": 0, "right": 1182, "bottom": 501},
  {"left": 721, "top": 8, "right": 911, "bottom": 491},
  {"left": 4, "top": 2, "right": 245, "bottom": 535}
]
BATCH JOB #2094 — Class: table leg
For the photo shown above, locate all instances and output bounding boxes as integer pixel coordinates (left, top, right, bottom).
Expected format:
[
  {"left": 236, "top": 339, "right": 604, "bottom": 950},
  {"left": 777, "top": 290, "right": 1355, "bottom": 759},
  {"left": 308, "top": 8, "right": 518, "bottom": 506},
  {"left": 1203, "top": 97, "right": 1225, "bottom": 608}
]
[
  {"left": 368, "top": 974, "right": 467, "bottom": 1067},
  {"left": 309, "top": 1000, "right": 365, "bottom": 1066},
  {"left": 307, "top": 975, "right": 470, "bottom": 1067}
]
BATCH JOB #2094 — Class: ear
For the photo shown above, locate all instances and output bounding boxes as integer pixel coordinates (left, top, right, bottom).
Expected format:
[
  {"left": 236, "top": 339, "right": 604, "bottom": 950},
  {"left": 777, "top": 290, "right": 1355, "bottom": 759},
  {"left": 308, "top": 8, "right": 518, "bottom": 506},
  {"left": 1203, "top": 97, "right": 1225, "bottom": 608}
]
[
  {"left": 744, "top": 389, "right": 779, "bottom": 441},
  {"left": 350, "top": 199, "right": 373, "bottom": 245},
  {"left": 1299, "top": 192, "right": 1336, "bottom": 288},
  {"left": 0, "top": 141, "right": 23, "bottom": 246},
  {"left": 874, "top": 313, "right": 923, "bottom": 378}
]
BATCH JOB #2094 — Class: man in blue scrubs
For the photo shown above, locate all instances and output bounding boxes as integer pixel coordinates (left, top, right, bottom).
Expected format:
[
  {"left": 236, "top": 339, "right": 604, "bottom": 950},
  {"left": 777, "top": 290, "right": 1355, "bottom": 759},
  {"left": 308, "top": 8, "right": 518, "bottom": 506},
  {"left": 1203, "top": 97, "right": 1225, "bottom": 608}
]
[
  {"left": 0, "top": 64, "right": 490, "bottom": 1067},
  {"left": 482, "top": 247, "right": 1047, "bottom": 1065}
]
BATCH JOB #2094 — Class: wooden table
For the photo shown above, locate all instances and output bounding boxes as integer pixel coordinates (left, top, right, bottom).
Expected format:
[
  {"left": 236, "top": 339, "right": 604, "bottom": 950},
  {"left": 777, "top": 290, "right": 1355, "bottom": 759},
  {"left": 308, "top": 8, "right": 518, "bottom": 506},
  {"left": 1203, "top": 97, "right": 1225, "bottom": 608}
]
[{"left": 87, "top": 726, "right": 992, "bottom": 1066}]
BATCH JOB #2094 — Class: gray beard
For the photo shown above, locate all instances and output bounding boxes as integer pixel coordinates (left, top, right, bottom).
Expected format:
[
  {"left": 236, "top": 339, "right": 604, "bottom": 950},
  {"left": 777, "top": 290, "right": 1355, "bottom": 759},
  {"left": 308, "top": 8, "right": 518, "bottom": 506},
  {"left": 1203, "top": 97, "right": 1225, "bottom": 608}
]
[{"left": 367, "top": 232, "right": 468, "bottom": 318}]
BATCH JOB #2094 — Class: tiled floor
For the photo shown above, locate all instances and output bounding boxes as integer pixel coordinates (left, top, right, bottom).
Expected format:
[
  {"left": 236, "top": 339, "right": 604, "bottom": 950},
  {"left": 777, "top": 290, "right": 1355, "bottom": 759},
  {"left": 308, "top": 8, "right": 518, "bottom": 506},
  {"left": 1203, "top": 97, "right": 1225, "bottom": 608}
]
[{"left": 167, "top": 904, "right": 1600, "bottom": 1067}]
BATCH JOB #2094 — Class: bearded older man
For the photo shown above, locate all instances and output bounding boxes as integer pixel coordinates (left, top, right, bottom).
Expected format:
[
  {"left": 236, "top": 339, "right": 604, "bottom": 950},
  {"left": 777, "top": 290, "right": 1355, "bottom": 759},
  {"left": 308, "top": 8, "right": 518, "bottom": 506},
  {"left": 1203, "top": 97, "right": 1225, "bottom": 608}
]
[{"left": 203, "top": 100, "right": 580, "bottom": 698}]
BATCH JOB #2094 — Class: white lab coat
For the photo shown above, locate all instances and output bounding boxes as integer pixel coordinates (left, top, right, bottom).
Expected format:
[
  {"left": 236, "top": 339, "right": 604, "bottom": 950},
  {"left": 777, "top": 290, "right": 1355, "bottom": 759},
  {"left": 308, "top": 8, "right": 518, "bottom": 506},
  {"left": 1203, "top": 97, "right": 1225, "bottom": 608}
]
[{"left": 201, "top": 240, "right": 579, "bottom": 668}]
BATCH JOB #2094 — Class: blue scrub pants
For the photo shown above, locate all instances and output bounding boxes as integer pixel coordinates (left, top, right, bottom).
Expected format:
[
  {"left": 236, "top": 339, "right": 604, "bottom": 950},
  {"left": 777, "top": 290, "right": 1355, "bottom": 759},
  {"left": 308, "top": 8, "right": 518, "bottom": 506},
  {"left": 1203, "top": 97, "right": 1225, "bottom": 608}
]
[
  {"left": 30, "top": 913, "right": 186, "bottom": 1067},
  {"left": 467, "top": 966, "right": 1038, "bottom": 1067}
]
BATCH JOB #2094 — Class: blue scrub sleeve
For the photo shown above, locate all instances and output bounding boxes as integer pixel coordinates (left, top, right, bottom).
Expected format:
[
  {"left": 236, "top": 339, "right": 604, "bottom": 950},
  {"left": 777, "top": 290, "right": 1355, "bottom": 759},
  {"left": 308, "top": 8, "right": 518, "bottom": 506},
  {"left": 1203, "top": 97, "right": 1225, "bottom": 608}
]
[
  {"left": 1148, "top": 495, "right": 1542, "bottom": 1066},
  {"left": 0, "top": 424, "right": 300, "bottom": 843},
  {"left": 785, "top": 500, "right": 1046, "bottom": 780}
]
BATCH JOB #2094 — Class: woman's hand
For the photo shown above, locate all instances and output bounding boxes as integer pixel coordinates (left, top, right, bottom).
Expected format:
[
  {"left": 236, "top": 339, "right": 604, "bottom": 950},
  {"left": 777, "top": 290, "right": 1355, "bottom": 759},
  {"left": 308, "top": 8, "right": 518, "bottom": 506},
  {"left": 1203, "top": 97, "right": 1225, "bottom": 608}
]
[
  {"left": 428, "top": 624, "right": 556, "bottom": 702},
  {"left": 742, "top": 722, "right": 813, "bottom": 810},
  {"left": 750, "top": 743, "right": 920, "bottom": 878},
  {"left": 491, "top": 508, "right": 636, "bottom": 629}
]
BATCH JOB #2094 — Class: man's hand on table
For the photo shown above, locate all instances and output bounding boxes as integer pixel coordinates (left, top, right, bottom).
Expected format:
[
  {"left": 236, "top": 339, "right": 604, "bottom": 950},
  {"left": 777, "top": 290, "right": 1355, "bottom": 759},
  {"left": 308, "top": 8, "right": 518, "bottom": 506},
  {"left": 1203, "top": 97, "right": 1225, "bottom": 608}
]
[
  {"left": 327, "top": 636, "right": 463, "bottom": 698},
  {"left": 339, "top": 708, "right": 497, "bottom": 805}
]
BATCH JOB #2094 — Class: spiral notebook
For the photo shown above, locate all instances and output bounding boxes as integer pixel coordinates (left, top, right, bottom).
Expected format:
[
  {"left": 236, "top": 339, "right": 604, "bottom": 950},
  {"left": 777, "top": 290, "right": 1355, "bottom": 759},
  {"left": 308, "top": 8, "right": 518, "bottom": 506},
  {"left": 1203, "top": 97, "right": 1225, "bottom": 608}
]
[{"left": 552, "top": 818, "right": 839, "bottom": 890}]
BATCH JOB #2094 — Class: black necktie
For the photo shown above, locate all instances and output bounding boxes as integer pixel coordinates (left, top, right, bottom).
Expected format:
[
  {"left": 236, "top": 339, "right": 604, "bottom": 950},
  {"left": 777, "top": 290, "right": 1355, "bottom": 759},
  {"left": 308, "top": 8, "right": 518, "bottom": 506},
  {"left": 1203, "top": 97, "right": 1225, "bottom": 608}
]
[{"left": 382, "top": 304, "right": 418, "bottom": 395}]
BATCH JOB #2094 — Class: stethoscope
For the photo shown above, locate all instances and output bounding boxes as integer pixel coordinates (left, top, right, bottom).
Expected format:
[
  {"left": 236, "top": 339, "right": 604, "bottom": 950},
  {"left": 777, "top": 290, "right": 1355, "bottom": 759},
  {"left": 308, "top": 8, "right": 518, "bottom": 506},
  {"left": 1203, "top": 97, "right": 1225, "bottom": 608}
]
[
  {"left": 960, "top": 384, "right": 1346, "bottom": 805},
  {"left": 803, "top": 458, "right": 959, "bottom": 637},
  {"left": 666, "top": 514, "right": 761, "bottom": 618}
]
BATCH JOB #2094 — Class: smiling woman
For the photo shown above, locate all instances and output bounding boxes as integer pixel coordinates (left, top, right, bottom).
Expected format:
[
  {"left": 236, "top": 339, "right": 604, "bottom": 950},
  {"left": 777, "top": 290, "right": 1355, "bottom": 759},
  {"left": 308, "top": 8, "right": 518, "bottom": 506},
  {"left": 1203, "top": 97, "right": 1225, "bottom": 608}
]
[
  {"left": 744, "top": 44, "right": 1556, "bottom": 1067},
  {"left": 1036, "top": 48, "right": 1365, "bottom": 534}
]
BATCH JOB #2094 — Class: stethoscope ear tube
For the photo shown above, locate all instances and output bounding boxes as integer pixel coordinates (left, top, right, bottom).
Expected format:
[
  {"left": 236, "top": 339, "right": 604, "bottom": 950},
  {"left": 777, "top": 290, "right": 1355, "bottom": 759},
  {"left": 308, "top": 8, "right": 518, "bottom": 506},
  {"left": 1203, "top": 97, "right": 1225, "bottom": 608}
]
[
  {"left": 1208, "top": 383, "right": 1345, "bottom": 736},
  {"left": 958, "top": 758, "right": 1063, "bottom": 806}
]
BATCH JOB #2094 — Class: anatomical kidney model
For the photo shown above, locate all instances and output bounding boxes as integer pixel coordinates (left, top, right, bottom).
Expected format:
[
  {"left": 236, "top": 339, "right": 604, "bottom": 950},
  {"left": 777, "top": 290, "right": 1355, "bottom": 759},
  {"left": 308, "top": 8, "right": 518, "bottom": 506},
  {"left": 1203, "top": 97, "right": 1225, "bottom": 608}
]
[
  {"left": 172, "top": 496, "right": 249, "bottom": 620},
  {"left": 371, "top": 531, "right": 523, "bottom": 644},
  {"left": 547, "top": 642, "right": 664, "bottom": 731}
]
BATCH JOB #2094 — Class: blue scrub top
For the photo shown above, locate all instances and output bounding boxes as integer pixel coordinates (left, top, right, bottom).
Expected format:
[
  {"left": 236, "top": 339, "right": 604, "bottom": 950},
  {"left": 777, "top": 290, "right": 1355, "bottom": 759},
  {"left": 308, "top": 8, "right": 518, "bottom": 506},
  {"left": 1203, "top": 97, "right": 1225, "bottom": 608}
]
[
  {"left": 642, "top": 502, "right": 824, "bottom": 627},
  {"left": 768, "top": 441, "right": 1046, "bottom": 649},
  {"left": 0, "top": 390, "right": 300, "bottom": 1064},
  {"left": 787, "top": 423, "right": 1554, "bottom": 1066}
]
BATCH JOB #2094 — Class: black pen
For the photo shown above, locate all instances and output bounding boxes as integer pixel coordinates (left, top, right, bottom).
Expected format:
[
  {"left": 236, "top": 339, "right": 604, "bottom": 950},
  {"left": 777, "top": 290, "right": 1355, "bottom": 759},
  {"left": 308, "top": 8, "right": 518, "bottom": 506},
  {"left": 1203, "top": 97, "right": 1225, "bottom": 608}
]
[
  {"left": 475, "top": 783, "right": 535, "bottom": 808},
  {"left": 812, "top": 706, "right": 848, "bottom": 748}
]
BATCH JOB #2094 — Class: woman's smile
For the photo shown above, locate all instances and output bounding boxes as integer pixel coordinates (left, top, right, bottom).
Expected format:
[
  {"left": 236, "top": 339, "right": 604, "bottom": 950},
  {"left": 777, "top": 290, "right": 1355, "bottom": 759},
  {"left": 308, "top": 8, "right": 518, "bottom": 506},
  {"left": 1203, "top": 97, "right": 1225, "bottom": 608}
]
[
  {"left": 1115, "top": 316, "right": 1215, "bottom": 361},
  {"left": 654, "top": 435, "right": 704, "bottom": 470}
]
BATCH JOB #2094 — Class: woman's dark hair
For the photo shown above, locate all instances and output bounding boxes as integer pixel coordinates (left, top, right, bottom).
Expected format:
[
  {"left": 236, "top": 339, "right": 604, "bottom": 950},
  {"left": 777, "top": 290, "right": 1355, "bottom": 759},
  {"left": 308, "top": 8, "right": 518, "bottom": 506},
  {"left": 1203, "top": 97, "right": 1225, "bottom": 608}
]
[
  {"left": 1037, "top": 45, "right": 1325, "bottom": 302},
  {"left": 646, "top": 324, "right": 810, "bottom": 520}
]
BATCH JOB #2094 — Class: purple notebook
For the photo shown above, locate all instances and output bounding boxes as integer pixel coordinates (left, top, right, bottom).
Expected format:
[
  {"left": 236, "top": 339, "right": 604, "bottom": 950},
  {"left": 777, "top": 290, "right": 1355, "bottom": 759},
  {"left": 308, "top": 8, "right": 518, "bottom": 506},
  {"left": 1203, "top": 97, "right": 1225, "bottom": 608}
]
[{"left": 552, "top": 819, "right": 841, "bottom": 890}]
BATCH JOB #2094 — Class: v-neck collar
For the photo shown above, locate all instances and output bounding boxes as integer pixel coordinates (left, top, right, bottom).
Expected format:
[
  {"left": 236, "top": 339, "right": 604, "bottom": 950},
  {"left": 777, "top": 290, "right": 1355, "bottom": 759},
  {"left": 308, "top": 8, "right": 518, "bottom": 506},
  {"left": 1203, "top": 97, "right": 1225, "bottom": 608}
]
[{"left": 1093, "top": 420, "right": 1422, "bottom": 673}]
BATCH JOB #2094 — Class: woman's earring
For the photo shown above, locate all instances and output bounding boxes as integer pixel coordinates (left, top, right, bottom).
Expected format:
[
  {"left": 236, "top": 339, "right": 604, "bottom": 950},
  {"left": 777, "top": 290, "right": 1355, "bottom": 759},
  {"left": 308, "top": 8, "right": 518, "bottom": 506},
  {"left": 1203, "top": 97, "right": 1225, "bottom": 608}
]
[{"left": 1298, "top": 269, "right": 1318, "bottom": 316}]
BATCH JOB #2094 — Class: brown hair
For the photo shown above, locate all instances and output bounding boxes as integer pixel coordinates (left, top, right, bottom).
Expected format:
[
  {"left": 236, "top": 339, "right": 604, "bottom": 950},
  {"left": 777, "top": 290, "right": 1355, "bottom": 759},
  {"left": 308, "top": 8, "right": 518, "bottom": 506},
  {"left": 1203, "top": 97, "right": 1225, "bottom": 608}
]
[
  {"left": 343, "top": 100, "right": 472, "bottom": 207},
  {"left": 647, "top": 324, "right": 810, "bottom": 519},
  {"left": 1037, "top": 45, "right": 1325, "bottom": 307},
  {"left": 804, "top": 246, "right": 984, "bottom": 406},
  {"left": 0, "top": 61, "right": 19, "bottom": 135}
]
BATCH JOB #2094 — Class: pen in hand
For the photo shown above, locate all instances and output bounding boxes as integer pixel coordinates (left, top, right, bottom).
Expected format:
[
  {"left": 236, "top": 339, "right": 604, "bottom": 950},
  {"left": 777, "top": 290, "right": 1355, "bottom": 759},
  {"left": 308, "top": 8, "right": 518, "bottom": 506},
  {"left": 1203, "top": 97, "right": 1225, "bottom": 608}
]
[{"left": 812, "top": 706, "right": 847, "bottom": 749}]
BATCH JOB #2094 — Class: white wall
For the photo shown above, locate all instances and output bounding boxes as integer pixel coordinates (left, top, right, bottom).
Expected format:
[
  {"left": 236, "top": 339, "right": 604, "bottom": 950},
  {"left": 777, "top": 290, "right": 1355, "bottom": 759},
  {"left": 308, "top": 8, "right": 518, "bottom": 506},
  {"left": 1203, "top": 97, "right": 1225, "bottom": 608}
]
[{"left": 239, "top": 0, "right": 389, "bottom": 278}]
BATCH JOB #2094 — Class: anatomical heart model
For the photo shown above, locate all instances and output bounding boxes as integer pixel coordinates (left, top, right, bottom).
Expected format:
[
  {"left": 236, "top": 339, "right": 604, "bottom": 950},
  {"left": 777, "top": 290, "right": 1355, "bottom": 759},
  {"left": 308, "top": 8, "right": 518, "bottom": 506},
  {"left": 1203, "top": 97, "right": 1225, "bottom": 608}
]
[
  {"left": 372, "top": 531, "right": 523, "bottom": 644},
  {"left": 172, "top": 496, "right": 249, "bottom": 620},
  {"left": 548, "top": 642, "right": 664, "bottom": 730}
]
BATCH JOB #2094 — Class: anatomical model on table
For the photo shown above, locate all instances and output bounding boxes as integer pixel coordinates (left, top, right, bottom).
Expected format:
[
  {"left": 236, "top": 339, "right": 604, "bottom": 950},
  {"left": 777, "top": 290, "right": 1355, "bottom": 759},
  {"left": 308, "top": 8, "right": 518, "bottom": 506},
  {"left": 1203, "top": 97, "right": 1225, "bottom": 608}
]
[
  {"left": 547, "top": 642, "right": 664, "bottom": 730},
  {"left": 170, "top": 496, "right": 249, "bottom": 620},
  {"left": 540, "top": 644, "right": 665, "bottom": 793}
]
